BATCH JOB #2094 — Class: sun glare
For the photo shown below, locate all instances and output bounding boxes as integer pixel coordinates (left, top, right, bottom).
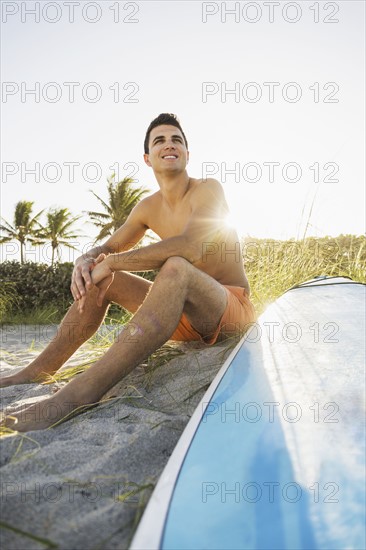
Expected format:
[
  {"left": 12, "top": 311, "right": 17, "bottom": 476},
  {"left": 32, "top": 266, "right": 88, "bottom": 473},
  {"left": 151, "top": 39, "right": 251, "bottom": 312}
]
[{"left": 223, "top": 213, "right": 237, "bottom": 230}]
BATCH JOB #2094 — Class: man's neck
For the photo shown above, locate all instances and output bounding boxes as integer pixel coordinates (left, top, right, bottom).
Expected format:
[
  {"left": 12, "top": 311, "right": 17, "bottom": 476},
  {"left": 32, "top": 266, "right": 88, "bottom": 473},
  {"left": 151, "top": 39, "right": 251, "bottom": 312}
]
[{"left": 155, "top": 171, "right": 191, "bottom": 208}]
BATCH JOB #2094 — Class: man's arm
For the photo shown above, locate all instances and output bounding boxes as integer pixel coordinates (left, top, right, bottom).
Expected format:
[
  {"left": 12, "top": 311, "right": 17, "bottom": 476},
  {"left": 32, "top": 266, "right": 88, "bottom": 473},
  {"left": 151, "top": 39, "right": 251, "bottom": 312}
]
[
  {"left": 71, "top": 199, "right": 148, "bottom": 301},
  {"left": 91, "top": 179, "right": 227, "bottom": 284}
]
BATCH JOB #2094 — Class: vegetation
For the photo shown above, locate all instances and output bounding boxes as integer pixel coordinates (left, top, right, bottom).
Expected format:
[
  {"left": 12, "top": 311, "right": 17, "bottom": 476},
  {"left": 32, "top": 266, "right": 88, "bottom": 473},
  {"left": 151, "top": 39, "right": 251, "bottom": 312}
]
[
  {"left": 0, "top": 173, "right": 148, "bottom": 270},
  {"left": 244, "top": 234, "right": 366, "bottom": 314},
  {"left": 0, "top": 282, "right": 18, "bottom": 319},
  {"left": 0, "top": 262, "right": 73, "bottom": 322},
  {"left": 86, "top": 174, "right": 148, "bottom": 242},
  {"left": 0, "top": 235, "right": 364, "bottom": 324},
  {"left": 0, "top": 201, "right": 44, "bottom": 263},
  {"left": 35, "top": 208, "right": 83, "bottom": 266},
  {"left": 0, "top": 262, "right": 156, "bottom": 324},
  {"left": 0, "top": 202, "right": 82, "bottom": 265}
]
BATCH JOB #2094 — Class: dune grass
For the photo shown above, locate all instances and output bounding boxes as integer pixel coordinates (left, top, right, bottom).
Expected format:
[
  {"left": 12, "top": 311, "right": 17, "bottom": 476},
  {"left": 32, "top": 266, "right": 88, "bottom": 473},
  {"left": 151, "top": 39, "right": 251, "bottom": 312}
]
[
  {"left": 0, "top": 282, "right": 19, "bottom": 321},
  {"left": 243, "top": 235, "right": 365, "bottom": 314},
  {"left": 1, "top": 305, "right": 62, "bottom": 325},
  {"left": 44, "top": 341, "right": 184, "bottom": 387}
]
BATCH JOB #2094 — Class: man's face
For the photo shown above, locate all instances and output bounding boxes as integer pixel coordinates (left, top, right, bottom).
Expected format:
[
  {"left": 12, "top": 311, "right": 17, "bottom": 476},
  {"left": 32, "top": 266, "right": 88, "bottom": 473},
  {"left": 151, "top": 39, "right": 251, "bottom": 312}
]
[{"left": 144, "top": 125, "right": 189, "bottom": 173}]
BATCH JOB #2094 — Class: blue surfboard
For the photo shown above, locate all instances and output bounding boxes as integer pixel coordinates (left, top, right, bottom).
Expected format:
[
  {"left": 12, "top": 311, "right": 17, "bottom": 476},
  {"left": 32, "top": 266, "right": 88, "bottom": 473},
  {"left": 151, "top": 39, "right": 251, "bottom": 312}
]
[{"left": 130, "top": 276, "right": 366, "bottom": 550}]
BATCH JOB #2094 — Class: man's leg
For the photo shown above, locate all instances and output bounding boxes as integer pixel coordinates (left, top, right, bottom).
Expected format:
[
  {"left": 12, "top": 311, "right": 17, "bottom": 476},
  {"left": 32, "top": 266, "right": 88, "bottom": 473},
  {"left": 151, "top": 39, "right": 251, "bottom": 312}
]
[
  {"left": 5, "top": 257, "right": 228, "bottom": 431},
  {"left": 0, "top": 272, "right": 152, "bottom": 387}
]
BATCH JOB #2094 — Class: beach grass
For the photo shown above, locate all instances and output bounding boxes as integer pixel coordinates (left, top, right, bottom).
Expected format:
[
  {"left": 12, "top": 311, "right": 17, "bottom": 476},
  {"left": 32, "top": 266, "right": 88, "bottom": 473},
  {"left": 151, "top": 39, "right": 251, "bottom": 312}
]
[
  {"left": 1, "top": 305, "right": 62, "bottom": 325},
  {"left": 0, "top": 303, "right": 130, "bottom": 325},
  {"left": 0, "top": 282, "right": 19, "bottom": 321},
  {"left": 44, "top": 341, "right": 185, "bottom": 387},
  {"left": 243, "top": 235, "right": 365, "bottom": 314}
]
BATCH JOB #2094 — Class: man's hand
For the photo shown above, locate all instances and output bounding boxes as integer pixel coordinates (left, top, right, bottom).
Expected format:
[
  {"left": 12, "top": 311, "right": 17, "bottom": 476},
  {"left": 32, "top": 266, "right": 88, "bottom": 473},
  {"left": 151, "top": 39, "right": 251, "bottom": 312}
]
[
  {"left": 90, "top": 256, "right": 115, "bottom": 307},
  {"left": 71, "top": 253, "right": 106, "bottom": 313},
  {"left": 71, "top": 253, "right": 108, "bottom": 300},
  {"left": 71, "top": 255, "right": 96, "bottom": 301},
  {"left": 75, "top": 254, "right": 114, "bottom": 313}
]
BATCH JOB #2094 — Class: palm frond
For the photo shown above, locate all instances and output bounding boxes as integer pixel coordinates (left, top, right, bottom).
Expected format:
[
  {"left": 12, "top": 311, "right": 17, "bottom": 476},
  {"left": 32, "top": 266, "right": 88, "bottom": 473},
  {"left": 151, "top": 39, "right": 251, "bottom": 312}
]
[{"left": 88, "top": 174, "right": 148, "bottom": 241}]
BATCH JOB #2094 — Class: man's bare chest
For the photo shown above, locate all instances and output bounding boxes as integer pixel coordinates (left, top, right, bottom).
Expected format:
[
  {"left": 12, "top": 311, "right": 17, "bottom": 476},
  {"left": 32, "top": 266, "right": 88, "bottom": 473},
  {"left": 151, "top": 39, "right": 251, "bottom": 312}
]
[{"left": 148, "top": 203, "right": 192, "bottom": 239}]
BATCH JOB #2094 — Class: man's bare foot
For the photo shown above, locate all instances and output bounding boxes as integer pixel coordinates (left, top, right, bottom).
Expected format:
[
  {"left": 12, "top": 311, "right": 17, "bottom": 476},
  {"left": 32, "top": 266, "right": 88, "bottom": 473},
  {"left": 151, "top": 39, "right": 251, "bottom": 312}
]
[
  {"left": 0, "top": 371, "right": 51, "bottom": 388},
  {"left": 0, "top": 395, "right": 85, "bottom": 432},
  {"left": 0, "top": 374, "right": 29, "bottom": 388}
]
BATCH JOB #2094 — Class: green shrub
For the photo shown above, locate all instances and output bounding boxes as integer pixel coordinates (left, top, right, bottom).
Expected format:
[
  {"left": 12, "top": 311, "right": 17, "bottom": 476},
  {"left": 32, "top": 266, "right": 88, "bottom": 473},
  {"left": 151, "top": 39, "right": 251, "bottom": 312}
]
[
  {"left": 0, "top": 261, "right": 74, "bottom": 318},
  {"left": 0, "top": 261, "right": 157, "bottom": 323}
]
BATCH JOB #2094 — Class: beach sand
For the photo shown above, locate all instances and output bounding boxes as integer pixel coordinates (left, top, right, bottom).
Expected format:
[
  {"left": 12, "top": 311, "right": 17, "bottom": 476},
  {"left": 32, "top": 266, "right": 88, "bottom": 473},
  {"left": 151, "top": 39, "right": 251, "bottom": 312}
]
[{"left": 0, "top": 324, "right": 235, "bottom": 550}]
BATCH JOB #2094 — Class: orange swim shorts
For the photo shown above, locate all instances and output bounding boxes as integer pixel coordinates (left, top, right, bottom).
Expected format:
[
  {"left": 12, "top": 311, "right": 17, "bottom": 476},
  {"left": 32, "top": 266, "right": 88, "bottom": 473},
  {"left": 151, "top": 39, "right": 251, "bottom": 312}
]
[{"left": 170, "top": 285, "right": 256, "bottom": 346}]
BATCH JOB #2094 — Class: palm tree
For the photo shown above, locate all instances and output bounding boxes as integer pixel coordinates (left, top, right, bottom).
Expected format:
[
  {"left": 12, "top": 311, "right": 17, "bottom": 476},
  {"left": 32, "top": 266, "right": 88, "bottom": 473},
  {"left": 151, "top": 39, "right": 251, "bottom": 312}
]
[
  {"left": 36, "top": 208, "right": 83, "bottom": 265},
  {"left": 0, "top": 201, "right": 44, "bottom": 263},
  {"left": 86, "top": 174, "right": 148, "bottom": 242}
]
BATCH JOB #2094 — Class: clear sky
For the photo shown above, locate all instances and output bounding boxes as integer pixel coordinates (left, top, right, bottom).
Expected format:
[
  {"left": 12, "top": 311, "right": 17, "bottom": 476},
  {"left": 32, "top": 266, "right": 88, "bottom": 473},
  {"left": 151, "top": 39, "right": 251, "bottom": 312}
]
[{"left": 1, "top": 0, "right": 365, "bottom": 262}]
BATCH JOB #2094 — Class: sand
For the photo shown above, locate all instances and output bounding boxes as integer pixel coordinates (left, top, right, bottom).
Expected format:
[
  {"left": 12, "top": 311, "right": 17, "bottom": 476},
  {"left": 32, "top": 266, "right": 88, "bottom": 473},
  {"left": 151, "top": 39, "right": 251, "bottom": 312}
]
[{"left": 0, "top": 324, "right": 234, "bottom": 550}]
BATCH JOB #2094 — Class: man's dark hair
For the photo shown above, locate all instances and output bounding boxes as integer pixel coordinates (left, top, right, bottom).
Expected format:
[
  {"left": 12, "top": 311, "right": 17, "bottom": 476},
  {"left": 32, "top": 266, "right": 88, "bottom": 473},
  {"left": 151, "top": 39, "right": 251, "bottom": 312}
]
[{"left": 144, "top": 113, "right": 188, "bottom": 154}]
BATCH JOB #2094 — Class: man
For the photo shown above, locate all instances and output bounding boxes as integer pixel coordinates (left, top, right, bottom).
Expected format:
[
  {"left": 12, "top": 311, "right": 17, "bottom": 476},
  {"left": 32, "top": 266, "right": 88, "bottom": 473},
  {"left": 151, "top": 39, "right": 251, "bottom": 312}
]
[{"left": 0, "top": 113, "right": 255, "bottom": 432}]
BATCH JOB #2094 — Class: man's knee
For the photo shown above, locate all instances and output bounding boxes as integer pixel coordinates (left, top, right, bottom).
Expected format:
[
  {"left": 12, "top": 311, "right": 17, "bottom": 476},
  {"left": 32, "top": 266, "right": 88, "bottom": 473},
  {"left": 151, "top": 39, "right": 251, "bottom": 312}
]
[
  {"left": 159, "top": 256, "right": 191, "bottom": 279},
  {"left": 83, "top": 285, "right": 111, "bottom": 307}
]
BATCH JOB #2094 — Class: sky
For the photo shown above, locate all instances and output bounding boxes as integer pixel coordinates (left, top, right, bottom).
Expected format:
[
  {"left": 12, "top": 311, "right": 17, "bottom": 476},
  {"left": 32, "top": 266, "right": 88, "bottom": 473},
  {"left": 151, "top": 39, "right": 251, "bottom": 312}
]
[{"left": 1, "top": 0, "right": 365, "bottom": 263}]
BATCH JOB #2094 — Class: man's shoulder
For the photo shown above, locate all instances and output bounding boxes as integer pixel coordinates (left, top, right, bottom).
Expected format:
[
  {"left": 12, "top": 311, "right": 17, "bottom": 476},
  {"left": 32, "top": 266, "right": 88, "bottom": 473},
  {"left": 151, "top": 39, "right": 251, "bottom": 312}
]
[
  {"left": 136, "top": 190, "right": 162, "bottom": 210},
  {"left": 189, "top": 177, "right": 223, "bottom": 192},
  {"left": 189, "top": 177, "right": 225, "bottom": 201},
  {"left": 131, "top": 190, "right": 163, "bottom": 226},
  {"left": 191, "top": 177, "right": 223, "bottom": 188}
]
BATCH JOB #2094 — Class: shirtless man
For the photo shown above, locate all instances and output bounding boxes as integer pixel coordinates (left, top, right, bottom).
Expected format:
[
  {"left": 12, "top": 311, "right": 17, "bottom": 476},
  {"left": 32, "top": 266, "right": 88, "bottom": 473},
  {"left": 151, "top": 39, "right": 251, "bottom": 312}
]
[{"left": 0, "top": 113, "right": 255, "bottom": 432}]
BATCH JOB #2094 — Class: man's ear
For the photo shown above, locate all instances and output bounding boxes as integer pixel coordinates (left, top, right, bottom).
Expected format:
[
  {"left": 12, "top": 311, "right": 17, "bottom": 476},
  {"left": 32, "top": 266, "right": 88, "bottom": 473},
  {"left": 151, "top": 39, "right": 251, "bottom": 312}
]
[
  {"left": 186, "top": 150, "right": 190, "bottom": 164},
  {"left": 143, "top": 153, "right": 151, "bottom": 167}
]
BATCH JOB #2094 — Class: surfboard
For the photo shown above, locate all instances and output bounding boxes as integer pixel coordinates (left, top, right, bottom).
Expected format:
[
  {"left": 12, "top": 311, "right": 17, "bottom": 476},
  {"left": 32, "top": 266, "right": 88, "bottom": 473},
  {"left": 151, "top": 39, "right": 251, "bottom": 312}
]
[{"left": 130, "top": 276, "right": 366, "bottom": 550}]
